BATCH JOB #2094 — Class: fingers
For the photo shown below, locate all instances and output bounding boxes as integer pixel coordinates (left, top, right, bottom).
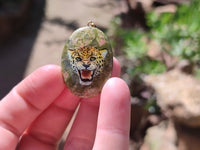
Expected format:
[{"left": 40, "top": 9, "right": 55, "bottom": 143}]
[
  {"left": 18, "top": 57, "right": 120, "bottom": 149},
  {"left": 63, "top": 58, "right": 121, "bottom": 150},
  {"left": 17, "top": 87, "right": 80, "bottom": 150},
  {"left": 0, "top": 65, "right": 65, "bottom": 150},
  {"left": 0, "top": 56, "right": 121, "bottom": 150},
  {"left": 93, "top": 78, "right": 130, "bottom": 150},
  {"left": 64, "top": 95, "right": 100, "bottom": 150}
]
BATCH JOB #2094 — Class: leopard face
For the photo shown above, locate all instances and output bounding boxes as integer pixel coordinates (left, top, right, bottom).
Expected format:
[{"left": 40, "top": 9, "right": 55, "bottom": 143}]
[{"left": 68, "top": 46, "right": 107, "bottom": 85}]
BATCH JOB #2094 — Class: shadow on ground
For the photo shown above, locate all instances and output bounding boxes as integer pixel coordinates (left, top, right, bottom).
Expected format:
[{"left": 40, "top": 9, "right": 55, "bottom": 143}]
[{"left": 0, "top": 0, "right": 46, "bottom": 99}]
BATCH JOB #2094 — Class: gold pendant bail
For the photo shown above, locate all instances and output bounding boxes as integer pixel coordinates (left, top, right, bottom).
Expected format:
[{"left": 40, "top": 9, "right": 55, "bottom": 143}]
[{"left": 87, "top": 20, "right": 96, "bottom": 27}]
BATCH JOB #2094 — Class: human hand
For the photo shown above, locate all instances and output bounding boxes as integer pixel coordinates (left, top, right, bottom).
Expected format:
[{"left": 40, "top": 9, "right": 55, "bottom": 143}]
[{"left": 0, "top": 58, "right": 130, "bottom": 150}]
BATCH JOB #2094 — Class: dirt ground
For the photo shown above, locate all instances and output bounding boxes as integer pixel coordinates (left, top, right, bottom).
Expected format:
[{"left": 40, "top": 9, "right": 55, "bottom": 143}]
[{"left": 0, "top": 0, "right": 127, "bottom": 99}]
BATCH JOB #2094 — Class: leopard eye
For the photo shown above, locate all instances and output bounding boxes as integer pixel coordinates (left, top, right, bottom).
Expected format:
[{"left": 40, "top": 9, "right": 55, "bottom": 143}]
[
  {"left": 90, "top": 57, "right": 96, "bottom": 61},
  {"left": 76, "top": 57, "right": 82, "bottom": 61}
]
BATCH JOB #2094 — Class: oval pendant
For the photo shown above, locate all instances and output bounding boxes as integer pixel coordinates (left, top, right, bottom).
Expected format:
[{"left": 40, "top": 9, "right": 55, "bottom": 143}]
[{"left": 61, "top": 21, "right": 113, "bottom": 98}]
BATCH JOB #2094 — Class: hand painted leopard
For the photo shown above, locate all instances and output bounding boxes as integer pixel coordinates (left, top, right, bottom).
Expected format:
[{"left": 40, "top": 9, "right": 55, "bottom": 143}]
[{"left": 67, "top": 46, "right": 107, "bottom": 85}]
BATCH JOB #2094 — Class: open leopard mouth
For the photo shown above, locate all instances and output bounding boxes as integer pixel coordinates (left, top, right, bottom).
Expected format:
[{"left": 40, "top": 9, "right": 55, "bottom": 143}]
[{"left": 77, "top": 69, "right": 95, "bottom": 85}]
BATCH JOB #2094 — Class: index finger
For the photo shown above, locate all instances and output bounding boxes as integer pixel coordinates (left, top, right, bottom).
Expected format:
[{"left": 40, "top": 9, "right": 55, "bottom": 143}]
[{"left": 0, "top": 65, "right": 65, "bottom": 150}]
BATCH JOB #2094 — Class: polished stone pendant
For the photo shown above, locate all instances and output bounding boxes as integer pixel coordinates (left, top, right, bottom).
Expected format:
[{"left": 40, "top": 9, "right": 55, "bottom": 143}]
[{"left": 61, "top": 21, "right": 113, "bottom": 98}]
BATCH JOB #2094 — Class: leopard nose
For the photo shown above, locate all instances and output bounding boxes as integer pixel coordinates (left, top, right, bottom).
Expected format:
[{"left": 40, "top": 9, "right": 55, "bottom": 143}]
[{"left": 83, "top": 64, "right": 90, "bottom": 69}]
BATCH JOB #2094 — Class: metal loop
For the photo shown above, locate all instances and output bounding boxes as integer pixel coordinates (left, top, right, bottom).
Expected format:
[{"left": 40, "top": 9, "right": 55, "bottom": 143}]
[{"left": 87, "top": 20, "right": 96, "bottom": 27}]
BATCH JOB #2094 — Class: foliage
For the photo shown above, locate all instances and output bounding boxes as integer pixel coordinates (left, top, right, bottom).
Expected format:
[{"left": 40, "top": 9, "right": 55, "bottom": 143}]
[
  {"left": 147, "top": 0, "right": 200, "bottom": 63},
  {"left": 144, "top": 98, "right": 160, "bottom": 114},
  {"left": 111, "top": 0, "right": 200, "bottom": 78},
  {"left": 120, "top": 29, "right": 148, "bottom": 61},
  {"left": 111, "top": 21, "right": 167, "bottom": 77},
  {"left": 110, "top": 0, "right": 200, "bottom": 112},
  {"left": 129, "top": 60, "right": 166, "bottom": 76}
]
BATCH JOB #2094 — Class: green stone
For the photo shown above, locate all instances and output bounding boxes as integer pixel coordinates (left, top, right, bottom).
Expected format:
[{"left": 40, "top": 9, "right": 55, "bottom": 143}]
[{"left": 61, "top": 25, "right": 113, "bottom": 98}]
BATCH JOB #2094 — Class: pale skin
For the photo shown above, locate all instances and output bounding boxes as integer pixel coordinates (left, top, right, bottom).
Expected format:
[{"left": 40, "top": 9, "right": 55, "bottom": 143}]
[{"left": 0, "top": 57, "right": 130, "bottom": 150}]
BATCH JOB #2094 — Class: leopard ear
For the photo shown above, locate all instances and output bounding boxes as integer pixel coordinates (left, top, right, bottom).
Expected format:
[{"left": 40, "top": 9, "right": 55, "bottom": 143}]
[
  {"left": 67, "top": 49, "right": 74, "bottom": 58},
  {"left": 100, "top": 49, "right": 107, "bottom": 59}
]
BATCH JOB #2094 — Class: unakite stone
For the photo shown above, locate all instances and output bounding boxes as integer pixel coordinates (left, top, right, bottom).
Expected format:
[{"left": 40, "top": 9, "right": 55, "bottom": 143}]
[{"left": 61, "top": 24, "right": 113, "bottom": 98}]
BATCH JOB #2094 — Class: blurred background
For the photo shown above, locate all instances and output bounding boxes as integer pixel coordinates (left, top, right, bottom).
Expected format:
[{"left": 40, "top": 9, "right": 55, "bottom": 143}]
[{"left": 1, "top": 0, "right": 200, "bottom": 150}]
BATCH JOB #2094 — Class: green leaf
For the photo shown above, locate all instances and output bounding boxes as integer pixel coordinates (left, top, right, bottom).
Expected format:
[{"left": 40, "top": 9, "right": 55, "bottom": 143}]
[{"left": 130, "top": 60, "right": 166, "bottom": 75}]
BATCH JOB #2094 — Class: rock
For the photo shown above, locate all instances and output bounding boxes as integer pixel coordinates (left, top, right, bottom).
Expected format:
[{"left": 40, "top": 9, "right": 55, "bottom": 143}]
[
  {"left": 61, "top": 22, "right": 113, "bottom": 98},
  {"left": 144, "top": 70, "right": 200, "bottom": 127},
  {"left": 129, "top": 139, "right": 139, "bottom": 150},
  {"left": 147, "top": 41, "right": 178, "bottom": 69},
  {"left": 175, "top": 123, "right": 200, "bottom": 150},
  {"left": 154, "top": 4, "right": 177, "bottom": 14},
  {"left": 145, "top": 70, "right": 200, "bottom": 150},
  {"left": 127, "top": 0, "right": 152, "bottom": 11},
  {"left": 141, "top": 120, "right": 177, "bottom": 150},
  {"left": 175, "top": 60, "right": 194, "bottom": 74}
]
